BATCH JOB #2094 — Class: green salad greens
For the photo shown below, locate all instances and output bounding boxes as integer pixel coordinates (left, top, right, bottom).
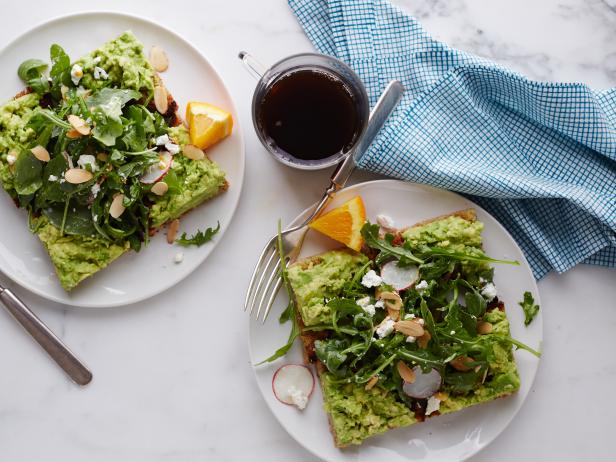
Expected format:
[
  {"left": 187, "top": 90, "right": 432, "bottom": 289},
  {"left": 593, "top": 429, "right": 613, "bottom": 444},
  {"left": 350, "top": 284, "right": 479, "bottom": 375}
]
[
  {"left": 175, "top": 222, "right": 221, "bottom": 247},
  {"left": 519, "top": 291, "right": 540, "bottom": 326},
  {"left": 10, "top": 42, "right": 177, "bottom": 252},
  {"left": 264, "top": 217, "right": 540, "bottom": 404}
]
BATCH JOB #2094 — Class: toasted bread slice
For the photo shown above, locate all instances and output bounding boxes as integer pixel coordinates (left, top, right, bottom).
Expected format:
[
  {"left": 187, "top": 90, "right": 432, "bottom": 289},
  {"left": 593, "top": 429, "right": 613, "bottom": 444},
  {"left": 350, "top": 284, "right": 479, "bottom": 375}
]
[
  {"left": 0, "top": 33, "right": 228, "bottom": 291},
  {"left": 287, "top": 209, "right": 520, "bottom": 448}
]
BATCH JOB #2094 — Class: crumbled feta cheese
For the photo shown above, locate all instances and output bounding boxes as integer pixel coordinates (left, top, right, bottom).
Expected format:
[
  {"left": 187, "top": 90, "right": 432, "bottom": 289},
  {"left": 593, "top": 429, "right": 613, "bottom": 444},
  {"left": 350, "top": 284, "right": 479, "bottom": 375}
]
[
  {"left": 70, "top": 64, "right": 83, "bottom": 85},
  {"left": 356, "top": 297, "right": 376, "bottom": 316},
  {"left": 376, "top": 317, "right": 395, "bottom": 338},
  {"left": 479, "top": 276, "right": 487, "bottom": 284},
  {"left": 6, "top": 153, "right": 16, "bottom": 165},
  {"left": 481, "top": 282, "right": 498, "bottom": 301},
  {"left": 374, "top": 299, "right": 385, "bottom": 309},
  {"left": 174, "top": 252, "right": 184, "bottom": 264},
  {"left": 361, "top": 270, "right": 383, "bottom": 288},
  {"left": 93, "top": 214, "right": 98, "bottom": 222},
  {"left": 376, "top": 214, "right": 396, "bottom": 231},
  {"left": 288, "top": 385, "right": 308, "bottom": 410},
  {"left": 426, "top": 395, "right": 441, "bottom": 415},
  {"left": 91, "top": 183, "right": 101, "bottom": 198},
  {"left": 165, "top": 142, "right": 181, "bottom": 155},
  {"left": 404, "top": 313, "right": 416, "bottom": 320},
  {"left": 92, "top": 56, "right": 102, "bottom": 64},
  {"left": 415, "top": 280, "right": 429, "bottom": 291},
  {"left": 155, "top": 134, "right": 170, "bottom": 146},
  {"left": 406, "top": 336, "right": 417, "bottom": 343},
  {"left": 416, "top": 318, "right": 425, "bottom": 326},
  {"left": 363, "top": 304, "right": 376, "bottom": 317},
  {"left": 77, "top": 154, "right": 98, "bottom": 172},
  {"left": 48, "top": 174, "right": 58, "bottom": 182},
  {"left": 450, "top": 330, "right": 456, "bottom": 335},
  {"left": 93, "top": 66, "right": 108, "bottom": 80}
]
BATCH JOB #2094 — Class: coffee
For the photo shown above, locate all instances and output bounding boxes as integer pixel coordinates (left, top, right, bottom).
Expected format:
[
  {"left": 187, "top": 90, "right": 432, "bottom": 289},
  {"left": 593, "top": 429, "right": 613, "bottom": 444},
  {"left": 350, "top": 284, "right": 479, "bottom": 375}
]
[{"left": 257, "top": 69, "right": 362, "bottom": 162}]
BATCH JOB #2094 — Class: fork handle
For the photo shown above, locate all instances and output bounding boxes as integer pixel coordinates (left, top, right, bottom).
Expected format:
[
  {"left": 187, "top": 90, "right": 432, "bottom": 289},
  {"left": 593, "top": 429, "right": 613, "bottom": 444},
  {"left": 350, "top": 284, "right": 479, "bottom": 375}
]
[{"left": 303, "top": 80, "right": 406, "bottom": 224}]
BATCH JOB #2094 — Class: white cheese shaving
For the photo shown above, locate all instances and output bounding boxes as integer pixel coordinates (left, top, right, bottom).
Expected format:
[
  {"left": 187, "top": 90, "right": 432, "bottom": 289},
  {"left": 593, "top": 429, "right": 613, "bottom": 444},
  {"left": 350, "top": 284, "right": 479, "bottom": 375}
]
[
  {"left": 426, "top": 395, "right": 441, "bottom": 415},
  {"left": 361, "top": 270, "right": 383, "bottom": 288}
]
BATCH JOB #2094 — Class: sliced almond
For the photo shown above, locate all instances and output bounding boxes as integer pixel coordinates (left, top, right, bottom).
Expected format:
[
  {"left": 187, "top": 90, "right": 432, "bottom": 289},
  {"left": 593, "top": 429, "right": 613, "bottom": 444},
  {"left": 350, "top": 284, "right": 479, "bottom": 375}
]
[
  {"left": 387, "top": 307, "right": 400, "bottom": 321},
  {"left": 379, "top": 291, "right": 402, "bottom": 311},
  {"left": 149, "top": 45, "right": 169, "bottom": 72},
  {"left": 153, "top": 85, "right": 168, "bottom": 114},
  {"left": 183, "top": 144, "right": 205, "bottom": 160},
  {"left": 477, "top": 321, "right": 493, "bottom": 335},
  {"left": 60, "top": 85, "right": 69, "bottom": 100},
  {"left": 449, "top": 356, "right": 474, "bottom": 372},
  {"left": 396, "top": 361, "right": 416, "bottom": 383},
  {"left": 109, "top": 194, "right": 126, "bottom": 219},
  {"left": 393, "top": 320, "right": 425, "bottom": 337},
  {"left": 364, "top": 376, "right": 378, "bottom": 391},
  {"left": 64, "top": 168, "right": 93, "bottom": 184},
  {"left": 167, "top": 218, "right": 180, "bottom": 244},
  {"left": 66, "top": 128, "right": 82, "bottom": 139},
  {"left": 67, "top": 114, "right": 91, "bottom": 135},
  {"left": 30, "top": 145, "right": 50, "bottom": 162},
  {"left": 151, "top": 181, "right": 169, "bottom": 196},
  {"left": 417, "top": 330, "right": 432, "bottom": 349}
]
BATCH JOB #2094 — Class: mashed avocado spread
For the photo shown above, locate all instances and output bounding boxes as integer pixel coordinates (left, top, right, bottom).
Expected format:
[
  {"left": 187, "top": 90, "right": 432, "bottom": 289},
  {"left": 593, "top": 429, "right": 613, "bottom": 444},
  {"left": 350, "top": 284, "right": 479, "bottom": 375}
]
[
  {"left": 0, "top": 32, "right": 227, "bottom": 291},
  {"left": 287, "top": 250, "right": 368, "bottom": 326}
]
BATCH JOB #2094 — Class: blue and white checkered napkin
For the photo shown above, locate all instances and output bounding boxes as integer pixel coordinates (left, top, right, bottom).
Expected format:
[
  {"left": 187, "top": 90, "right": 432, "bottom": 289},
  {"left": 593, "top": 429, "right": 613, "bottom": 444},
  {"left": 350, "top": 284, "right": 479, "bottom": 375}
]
[{"left": 289, "top": 0, "right": 616, "bottom": 279}]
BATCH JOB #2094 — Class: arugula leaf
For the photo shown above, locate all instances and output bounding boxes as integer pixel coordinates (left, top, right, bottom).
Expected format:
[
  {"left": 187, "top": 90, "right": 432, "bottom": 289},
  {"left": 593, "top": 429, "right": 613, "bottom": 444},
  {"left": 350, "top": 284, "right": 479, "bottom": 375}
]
[
  {"left": 419, "top": 258, "right": 455, "bottom": 280},
  {"left": 315, "top": 339, "right": 349, "bottom": 374},
  {"left": 17, "top": 59, "right": 49, "bottom": 95},
  {"left": 418, "top": 245, "right": 519, "bottom": 266},
  {"left": 43, "top": 205, "right": 96, "bottom": 236},
  {"left": 519, "top": 291, "right": 540, "bottom": 326},
  {"left": 175, "top": 222, "right": 220, "bottom": 247},
  {"left": 14, "top": 151, "right": 43, "bottom": 196},
  {"left": 257, "top": 221, "right": 300, "bottom": 365},
  {"left": 444, "top": 366, "right": 487, "bottom": 394},
  {"left": 29, "top": 108, "right": 71, "bottom": 131},
  {"left": 87, "top": 88, "right": 141, "bottom": 146},
  {"left": 49, "top": 44, "right": 71, "bottom": 100},
  {"left": 464, "top": 290, "right": 487, "bottom": 317},
  {"left": 360, "top": 222, "right": 424, "bottom": 265}
]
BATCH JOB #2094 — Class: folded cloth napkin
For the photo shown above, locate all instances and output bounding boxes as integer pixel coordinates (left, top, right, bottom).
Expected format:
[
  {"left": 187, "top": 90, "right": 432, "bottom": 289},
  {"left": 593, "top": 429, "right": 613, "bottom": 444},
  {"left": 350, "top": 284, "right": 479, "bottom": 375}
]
[{"left": 288, "top": 0, "right": 616, "bottom": 279}]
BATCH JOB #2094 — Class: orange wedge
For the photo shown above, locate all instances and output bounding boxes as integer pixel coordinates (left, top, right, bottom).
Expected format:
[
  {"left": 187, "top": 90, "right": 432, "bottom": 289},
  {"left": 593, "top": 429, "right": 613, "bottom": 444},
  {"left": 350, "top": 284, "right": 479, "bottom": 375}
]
[
  {"left": 308, "top": 196, "right": 366, "bottom": 251},
  {"left": 186, "top": 101, "right": 233, "bottom": 150}
]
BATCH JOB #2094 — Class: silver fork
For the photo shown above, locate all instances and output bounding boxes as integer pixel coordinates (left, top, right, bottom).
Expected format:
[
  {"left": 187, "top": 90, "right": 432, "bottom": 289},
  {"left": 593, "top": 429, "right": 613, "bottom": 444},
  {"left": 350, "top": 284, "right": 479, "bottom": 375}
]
[{"left": 245, "top": 80, "right": 405, "bottom": 322}]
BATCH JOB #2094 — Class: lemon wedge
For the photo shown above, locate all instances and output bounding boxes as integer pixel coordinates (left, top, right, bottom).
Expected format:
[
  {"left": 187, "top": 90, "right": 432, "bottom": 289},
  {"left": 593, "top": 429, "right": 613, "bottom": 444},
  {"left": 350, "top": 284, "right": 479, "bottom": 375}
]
[{"left": 186, "top": 101, "right": 233, "bottom": 150}]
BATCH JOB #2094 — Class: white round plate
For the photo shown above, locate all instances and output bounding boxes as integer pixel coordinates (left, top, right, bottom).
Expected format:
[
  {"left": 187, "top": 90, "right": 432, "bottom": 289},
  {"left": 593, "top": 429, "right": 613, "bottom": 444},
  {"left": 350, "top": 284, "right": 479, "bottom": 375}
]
[
  {"left": 0, "top": 12, "right": 244, "bottom": 307},
  {"left": 249, "top": 180, "right": 542, "bottom": 462}
]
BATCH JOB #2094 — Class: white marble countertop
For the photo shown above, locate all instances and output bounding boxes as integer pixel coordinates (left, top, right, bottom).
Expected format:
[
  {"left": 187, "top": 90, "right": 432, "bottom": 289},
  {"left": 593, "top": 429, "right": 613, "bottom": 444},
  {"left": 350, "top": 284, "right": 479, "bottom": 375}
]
[{"left": 0, "top": 1, "right": 614, "bottom": 461}]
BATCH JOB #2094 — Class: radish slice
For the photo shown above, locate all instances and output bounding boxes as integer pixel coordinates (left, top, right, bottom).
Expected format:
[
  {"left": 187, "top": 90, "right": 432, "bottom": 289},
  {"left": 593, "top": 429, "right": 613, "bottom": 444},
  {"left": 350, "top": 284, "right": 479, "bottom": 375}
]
[
  {"left": 381, "top": 261, "right": 419, "bottom": 291},
  {"left": 272, "top": 364, "right": 315, "bottom": 410},
  {"left": 402, "top": 366, "right": 442, "bottom": 399},
  {"left": 140, "top": 151, "right": 172, "bottom": 184}
]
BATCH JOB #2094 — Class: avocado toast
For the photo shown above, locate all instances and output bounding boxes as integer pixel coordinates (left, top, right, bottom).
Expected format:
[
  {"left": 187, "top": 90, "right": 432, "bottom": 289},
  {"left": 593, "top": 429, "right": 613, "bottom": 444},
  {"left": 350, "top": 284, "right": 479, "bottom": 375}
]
[
  {"left": 0, "top": 32, "right": 228, "bottom": 291},
  {"left": 281, "top": 209, "right": 538, "bottom": 447}
]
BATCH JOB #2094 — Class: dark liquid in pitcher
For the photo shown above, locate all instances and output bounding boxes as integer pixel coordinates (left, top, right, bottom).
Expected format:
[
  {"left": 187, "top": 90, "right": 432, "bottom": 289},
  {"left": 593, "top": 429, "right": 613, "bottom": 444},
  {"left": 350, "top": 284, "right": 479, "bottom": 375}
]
[{"left": 258, "top": 69, "right": 360, "bottom": 161}]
